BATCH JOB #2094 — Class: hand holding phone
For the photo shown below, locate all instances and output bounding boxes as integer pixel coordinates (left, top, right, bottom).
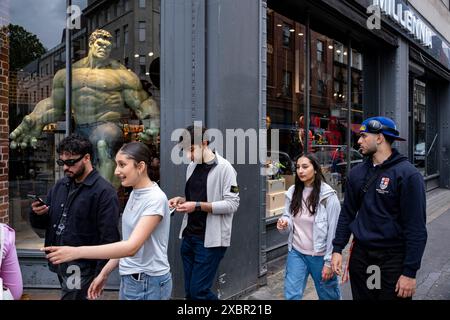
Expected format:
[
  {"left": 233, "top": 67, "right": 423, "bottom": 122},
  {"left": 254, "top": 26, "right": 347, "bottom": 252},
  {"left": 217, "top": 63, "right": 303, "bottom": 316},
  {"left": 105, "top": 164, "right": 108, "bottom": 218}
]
[{"left": 27, "top": 194, "right": 47, "bottom": 206}]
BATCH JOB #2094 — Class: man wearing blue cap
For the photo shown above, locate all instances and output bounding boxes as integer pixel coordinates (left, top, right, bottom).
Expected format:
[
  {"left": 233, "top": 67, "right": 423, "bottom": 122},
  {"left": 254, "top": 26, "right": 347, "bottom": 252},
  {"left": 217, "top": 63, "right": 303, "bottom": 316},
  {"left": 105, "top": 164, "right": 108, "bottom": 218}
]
[{"left": 331, "top": 116, "right": 427, "bottom": 300}]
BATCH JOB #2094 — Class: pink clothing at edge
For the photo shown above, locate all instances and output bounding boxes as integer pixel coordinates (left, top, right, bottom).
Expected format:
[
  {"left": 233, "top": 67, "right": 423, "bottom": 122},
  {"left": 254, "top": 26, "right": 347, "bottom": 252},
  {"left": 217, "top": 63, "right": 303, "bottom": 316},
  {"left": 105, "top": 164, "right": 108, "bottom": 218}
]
[
  {"left": 1, "top": 224, "right": 23, "bottom": 300},
  {"left": 292, "top": 187, "right": 325, "bottom": 256}
]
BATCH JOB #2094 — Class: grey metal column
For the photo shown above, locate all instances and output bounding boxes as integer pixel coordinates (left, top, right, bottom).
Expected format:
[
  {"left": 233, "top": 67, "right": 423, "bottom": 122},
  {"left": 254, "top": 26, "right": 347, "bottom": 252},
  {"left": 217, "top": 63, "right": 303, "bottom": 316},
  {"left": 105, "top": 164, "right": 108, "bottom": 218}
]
[
  {"left": 380, "top": 39, "right": 409, "bottom": 155},
  {"left": 162, "top": 0, "right": 269, "bottom": 300},
  {"left": 65, "top": 0, "right": 72, "bottom": 136},
  {"left": 205, "top": 0, "right": 263, "bottom": 298},
  {"left": 305, "top": 11, "right": 311, "bottom": 150},
  {"left": 160, "top": 0, "right": 207, "bottom": 299},
  {"left": 346, "top": 38, "right": 352, "bottom": 177}
]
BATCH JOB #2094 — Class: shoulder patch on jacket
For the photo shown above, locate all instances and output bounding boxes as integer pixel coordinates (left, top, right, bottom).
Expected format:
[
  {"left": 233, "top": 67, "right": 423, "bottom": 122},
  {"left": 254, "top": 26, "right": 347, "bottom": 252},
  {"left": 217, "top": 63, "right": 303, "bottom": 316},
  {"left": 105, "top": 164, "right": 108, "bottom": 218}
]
[{"left": 230, "top": 186, "right": 239, "bottom": 193}]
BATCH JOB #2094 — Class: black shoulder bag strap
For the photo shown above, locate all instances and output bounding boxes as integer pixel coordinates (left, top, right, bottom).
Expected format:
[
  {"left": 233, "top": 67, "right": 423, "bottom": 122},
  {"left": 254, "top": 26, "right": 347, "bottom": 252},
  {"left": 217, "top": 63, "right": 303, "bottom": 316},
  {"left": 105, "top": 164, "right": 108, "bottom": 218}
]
[{"left": 357, "top": 166, "right": 388, "bottom": 210}]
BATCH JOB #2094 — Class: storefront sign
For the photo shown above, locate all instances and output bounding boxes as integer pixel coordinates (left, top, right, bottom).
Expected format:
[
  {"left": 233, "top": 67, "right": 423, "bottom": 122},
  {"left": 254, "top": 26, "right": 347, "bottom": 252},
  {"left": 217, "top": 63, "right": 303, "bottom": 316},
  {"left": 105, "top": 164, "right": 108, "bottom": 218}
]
[{"left": 373, "top": 0, "right": 433, "bottom": 48}]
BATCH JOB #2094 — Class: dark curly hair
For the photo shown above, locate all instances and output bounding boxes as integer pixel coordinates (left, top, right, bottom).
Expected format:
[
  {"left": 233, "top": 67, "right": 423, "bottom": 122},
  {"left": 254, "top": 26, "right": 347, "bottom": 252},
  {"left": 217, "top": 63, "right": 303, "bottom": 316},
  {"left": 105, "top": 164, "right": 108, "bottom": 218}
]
[{"left": 56, "top": 134, "right": 93, "bottom": 157}]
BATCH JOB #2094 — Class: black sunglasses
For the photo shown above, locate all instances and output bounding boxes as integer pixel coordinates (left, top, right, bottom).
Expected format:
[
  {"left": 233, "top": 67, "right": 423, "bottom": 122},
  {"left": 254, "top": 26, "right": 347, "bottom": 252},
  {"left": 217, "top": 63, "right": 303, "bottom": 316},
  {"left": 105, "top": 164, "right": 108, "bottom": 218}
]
[
  {"left": 56, "top": 154, "right": 86, "bottom": 167},
  {"left": 366, "top": 120, "right": 399, "bottom": 136}
]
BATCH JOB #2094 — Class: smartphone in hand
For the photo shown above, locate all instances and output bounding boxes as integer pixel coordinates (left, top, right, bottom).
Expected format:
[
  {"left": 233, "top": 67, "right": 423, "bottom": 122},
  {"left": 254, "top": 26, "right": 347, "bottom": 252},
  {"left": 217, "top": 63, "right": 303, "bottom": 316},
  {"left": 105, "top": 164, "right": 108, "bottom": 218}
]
[{"left": 27, "top": 194, "right": 47, "bottom": 206}]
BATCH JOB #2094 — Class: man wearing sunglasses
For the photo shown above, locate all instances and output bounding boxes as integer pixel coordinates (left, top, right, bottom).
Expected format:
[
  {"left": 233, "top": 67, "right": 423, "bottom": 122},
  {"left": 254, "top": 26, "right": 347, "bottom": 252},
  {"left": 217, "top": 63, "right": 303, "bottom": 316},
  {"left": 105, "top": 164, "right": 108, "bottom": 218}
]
[
  {"left": 331, "top": 116, "right": 427, "bottom": 300},
  {"left": 29, "top": 134, "right": 120, "bottom": 300}
]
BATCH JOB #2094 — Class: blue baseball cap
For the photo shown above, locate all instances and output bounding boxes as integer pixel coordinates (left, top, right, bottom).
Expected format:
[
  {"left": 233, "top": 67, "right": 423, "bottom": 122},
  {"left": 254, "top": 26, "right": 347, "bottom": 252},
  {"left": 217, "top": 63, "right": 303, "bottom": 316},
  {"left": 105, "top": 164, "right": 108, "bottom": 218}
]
[{"left": 359, "top": 116, "right": 406, "bottom": 141}]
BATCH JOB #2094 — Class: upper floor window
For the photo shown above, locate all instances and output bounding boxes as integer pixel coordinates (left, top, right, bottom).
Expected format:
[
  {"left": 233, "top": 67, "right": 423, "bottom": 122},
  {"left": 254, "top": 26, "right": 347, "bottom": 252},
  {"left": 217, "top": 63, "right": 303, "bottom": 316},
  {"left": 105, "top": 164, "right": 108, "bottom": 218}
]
[
  {"left": 124, "top": 0, "right": 130, "bottom": 12},
  {"left": 139, "top": 21, "right": 146, "bottom": 42},
  {"left": 317, "top": 40, "right": 324, "bottom": 62},
  {"left": 282, "top": 25, "right": 292, "bottom": 47},
  {"left": 114, "top": 29, "right": 121, "bottom": 48},
  {"left": 124, "top": 25, "right": 129, "bottom": 45}
]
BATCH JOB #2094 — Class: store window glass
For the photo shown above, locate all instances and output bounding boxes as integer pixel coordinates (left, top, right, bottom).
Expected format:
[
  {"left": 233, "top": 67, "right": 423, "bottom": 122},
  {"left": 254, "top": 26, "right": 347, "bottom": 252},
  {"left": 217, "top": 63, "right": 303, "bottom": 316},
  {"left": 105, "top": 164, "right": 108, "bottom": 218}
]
[
  {"left": 413, "top": 80, "right": 426, "bottom": 175},
  {"left": 8, "top": 0, "right": 161, "bottom": 249},
  {"left": 411, "top": 79, "right": 439, "bottom": 177},
  {"left": 265, "top": 8, "right": 364, "bottom": 221},
  {"left": 265, "top": 9, "right": 305, "bottom": 219}
]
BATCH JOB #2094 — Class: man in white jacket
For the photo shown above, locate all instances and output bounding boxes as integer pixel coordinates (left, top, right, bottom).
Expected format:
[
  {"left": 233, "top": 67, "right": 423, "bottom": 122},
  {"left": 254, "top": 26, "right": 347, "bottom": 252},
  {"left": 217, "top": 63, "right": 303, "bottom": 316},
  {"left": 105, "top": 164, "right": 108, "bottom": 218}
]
[{"left": 169, "top": 125, "right": 240, "bottom": 300}]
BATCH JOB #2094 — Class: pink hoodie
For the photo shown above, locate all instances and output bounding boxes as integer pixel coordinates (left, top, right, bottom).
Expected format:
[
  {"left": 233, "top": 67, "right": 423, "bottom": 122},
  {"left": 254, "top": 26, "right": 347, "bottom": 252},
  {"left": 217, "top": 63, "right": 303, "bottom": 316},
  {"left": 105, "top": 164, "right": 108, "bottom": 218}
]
[{"left": 1, "top": 224, "right": 23, "bottom": 300}]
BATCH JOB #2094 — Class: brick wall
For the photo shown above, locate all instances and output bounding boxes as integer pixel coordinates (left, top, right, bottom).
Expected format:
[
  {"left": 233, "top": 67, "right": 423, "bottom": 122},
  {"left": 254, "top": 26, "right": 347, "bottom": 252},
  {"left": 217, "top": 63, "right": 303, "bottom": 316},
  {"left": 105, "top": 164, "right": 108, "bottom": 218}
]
[{"left": 0, "top": 11, "right": 9, "bottom": 223}]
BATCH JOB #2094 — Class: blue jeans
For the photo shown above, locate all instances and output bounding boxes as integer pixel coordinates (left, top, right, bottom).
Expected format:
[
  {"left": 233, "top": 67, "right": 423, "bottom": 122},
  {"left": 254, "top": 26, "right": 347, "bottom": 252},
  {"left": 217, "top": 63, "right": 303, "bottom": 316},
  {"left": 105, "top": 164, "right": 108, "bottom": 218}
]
[
  {"left": 119, "top": 272, "right": 172, "bottom": 300},
  {"left": 285, "top": 248, "right": 341, "bottom": 300},
  {"left": 180, "top": 235, "right": 227, "bottom": 300}
]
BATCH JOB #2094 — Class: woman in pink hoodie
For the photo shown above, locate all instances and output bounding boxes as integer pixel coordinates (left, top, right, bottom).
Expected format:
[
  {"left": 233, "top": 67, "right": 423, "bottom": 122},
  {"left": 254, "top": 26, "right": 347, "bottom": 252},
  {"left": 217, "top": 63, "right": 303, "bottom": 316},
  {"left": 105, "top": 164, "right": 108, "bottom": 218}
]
[{"left": 1, "top": 223, "right": 23, "bottom": 300}]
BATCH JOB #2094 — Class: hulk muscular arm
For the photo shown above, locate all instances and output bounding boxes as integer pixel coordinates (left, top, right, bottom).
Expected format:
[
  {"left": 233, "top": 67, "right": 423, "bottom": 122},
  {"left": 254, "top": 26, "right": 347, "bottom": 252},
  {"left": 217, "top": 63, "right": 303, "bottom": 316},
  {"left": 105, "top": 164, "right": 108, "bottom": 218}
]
[
  {"left": 10, "top": 70, "right": 65, "bottom": 149},
  {"left": 121, "top": 70, "right": 159, "bottom": 121},
  {"left": 121, "top": 70, "right": 160, "bottom": 141}
]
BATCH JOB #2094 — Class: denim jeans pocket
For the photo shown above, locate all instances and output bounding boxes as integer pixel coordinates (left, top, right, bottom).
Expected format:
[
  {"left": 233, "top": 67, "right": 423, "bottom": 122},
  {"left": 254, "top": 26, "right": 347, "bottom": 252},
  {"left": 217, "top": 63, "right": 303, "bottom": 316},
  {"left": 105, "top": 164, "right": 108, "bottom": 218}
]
[
  {"left": 159, "top": 273, "right": 172, "bottom": 287},
  {"left": 158, "top": 272, "right": 172, "bottom": 300},
  {"left": 120, "top": 275, "right": 144, "bottom": 300}
]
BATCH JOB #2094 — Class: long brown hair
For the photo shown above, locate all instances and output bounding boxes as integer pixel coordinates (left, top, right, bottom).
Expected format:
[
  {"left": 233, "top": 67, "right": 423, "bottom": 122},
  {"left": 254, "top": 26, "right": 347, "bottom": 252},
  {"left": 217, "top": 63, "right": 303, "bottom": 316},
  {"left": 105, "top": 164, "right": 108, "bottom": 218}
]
[{"left": 290, "top": 153, "right": 326, "bottom": 216}]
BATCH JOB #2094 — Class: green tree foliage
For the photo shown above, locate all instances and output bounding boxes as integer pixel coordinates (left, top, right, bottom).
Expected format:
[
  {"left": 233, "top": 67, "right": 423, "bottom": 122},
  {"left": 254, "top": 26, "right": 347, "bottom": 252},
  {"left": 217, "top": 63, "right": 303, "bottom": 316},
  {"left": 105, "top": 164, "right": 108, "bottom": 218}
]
[{"left": 8, "top": 24, "right": 46, "bottom": 71}]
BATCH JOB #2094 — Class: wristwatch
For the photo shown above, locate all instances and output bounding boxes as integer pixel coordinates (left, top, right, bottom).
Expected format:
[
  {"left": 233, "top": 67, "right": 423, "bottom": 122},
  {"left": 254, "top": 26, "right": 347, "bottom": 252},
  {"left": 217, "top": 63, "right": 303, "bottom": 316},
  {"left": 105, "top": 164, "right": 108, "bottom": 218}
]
[{"left": 195, "top": 201, "right": 201, "bottom": 211}]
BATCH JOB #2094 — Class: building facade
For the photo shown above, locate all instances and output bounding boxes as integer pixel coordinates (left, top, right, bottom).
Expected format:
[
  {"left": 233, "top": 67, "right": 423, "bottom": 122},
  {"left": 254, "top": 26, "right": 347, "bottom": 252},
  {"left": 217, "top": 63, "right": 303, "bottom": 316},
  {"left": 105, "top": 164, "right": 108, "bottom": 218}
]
[{"left": 1, "top": 0, "right": 450, "bottom": 299}]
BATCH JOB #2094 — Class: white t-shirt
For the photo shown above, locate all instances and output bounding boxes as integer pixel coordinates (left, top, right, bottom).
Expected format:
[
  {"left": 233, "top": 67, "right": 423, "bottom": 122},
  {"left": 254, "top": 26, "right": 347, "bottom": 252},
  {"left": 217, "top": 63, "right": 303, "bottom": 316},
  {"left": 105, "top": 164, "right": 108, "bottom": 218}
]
[{"left": 119, "top": 183, "right": 170, "bottom": 277}]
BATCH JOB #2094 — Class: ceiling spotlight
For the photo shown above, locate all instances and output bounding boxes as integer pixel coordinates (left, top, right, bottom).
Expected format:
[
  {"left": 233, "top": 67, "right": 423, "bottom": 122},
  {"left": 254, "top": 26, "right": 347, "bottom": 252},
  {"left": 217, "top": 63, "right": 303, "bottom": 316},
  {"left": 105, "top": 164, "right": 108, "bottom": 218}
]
[
  {"left": 134, "top": 54, "right": 139, "bottom": 58},
  {"left": 276, "top": 24, "right": 282, "bottom": 27},
  {"left": 289, "top": 29, "right": 295, "bottom": 33},
  {"left": 328, "top": 45, "right": 334, "bottom": 50},
  {"left": 148, "top": 52, "right": 154, "bottom": 57},
  {"left": 298, "top": 33, "right": 304, "bottom": 36}
]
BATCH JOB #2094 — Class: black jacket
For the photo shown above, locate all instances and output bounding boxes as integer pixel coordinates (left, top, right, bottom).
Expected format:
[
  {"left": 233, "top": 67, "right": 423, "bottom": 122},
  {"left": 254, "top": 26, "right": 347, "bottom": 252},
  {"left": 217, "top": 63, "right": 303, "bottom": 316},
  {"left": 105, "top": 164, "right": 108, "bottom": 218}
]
[
  {"left": 332, "top": 149, "right": 427, "bottom": 278},
  {"left": 30, "top": 169, "right": 121, "bottom": 275}
]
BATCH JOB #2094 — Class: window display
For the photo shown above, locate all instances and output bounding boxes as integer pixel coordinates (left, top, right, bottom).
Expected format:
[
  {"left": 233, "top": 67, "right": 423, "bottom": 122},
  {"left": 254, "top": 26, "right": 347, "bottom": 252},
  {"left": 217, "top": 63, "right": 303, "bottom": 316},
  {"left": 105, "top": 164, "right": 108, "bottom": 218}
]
[
  {"left": 10, "top": 29, "right": 160, "bottom": 187},
  {"left": 266, "top": 8, "right": 365, "bottom": 220},
  {"left": 8, "top": 0, "right": 161, "bottom": 249}
]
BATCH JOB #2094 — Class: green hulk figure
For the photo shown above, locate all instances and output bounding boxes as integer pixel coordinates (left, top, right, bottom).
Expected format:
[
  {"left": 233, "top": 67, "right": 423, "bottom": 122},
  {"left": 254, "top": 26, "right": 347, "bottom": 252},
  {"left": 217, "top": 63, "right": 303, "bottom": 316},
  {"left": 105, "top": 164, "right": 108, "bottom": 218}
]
[{"left": 10, "top": 29, "right": 159, "bottom": 187}]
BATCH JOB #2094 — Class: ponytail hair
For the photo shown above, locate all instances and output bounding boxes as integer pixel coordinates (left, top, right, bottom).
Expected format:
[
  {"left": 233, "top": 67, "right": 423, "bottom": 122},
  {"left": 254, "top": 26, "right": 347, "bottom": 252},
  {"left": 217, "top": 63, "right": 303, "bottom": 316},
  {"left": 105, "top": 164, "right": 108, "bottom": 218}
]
[{"left": 118, "top": 142, "right": 152, "bottom": 169}]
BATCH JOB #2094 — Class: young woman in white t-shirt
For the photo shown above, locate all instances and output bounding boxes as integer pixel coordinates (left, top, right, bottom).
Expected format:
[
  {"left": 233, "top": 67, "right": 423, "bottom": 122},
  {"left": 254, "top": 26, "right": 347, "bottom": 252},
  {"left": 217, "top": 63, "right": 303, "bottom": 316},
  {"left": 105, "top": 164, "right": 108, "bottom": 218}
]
[
  {"left": 43, "top": 142, "right": 172, "bottom": 300},
  {"left": 277, "top": 153, "right": 341, "bottom": 300}
]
